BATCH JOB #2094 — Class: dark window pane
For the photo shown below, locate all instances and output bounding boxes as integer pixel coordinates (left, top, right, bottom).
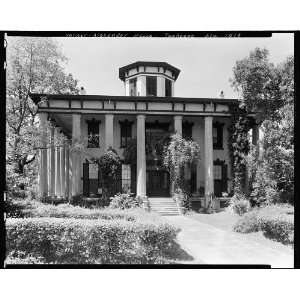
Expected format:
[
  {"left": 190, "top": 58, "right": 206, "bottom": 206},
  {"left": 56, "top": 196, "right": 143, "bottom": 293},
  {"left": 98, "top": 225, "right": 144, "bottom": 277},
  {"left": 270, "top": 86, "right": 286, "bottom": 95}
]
[
  {"left": 165, "top": 79, "right": 172, "bottom": 96},
  {"left": 146, "top": 76, "right": 157, "bottom": 96},
  {"left": 87, "top": 120, "right": 100, "bottom": 148}
]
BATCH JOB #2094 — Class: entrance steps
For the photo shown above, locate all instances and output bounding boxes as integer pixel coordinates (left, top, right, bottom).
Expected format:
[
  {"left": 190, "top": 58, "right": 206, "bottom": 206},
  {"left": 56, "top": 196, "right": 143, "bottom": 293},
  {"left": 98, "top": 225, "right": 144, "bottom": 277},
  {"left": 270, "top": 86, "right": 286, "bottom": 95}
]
[{"left": 148, "top": 197, "right": 180, "bottom": 216}]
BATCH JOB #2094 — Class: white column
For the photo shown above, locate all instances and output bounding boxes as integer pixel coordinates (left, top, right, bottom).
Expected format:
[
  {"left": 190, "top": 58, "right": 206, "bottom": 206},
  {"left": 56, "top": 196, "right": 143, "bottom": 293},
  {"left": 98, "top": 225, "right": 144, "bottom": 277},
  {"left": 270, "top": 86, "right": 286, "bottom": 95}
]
[
  {"left": 157, "top": 76, "right": 165, "bottom": 97},
  {"left": 60, "top": 136, "right": 66, "bottom": 198},
  {"left": 65, "top": 140, "right": 70, "bottom": 200},
  {"left": 49, "top": 124, "right": 55, "bottom": 198},
  {"left": 105, "top": 114, "right": 114, "bottom": 149},
  {"left": 204, "top": 116, "right": 214, "bottom": 203},
  {"left": 174, "top": 115, "right": 183, "bottom": 136},
  {"left": 54, "top": 127, "right": 61, "bottom": 198},
  {"left": 39, "top": 113, "right": 48, "bottom": 198},
  {"left": 72, "top": 114, "right": 82, "bottom": 196},
  {"left": 136, "top": 115, "right": 146, "bottom": 197}
]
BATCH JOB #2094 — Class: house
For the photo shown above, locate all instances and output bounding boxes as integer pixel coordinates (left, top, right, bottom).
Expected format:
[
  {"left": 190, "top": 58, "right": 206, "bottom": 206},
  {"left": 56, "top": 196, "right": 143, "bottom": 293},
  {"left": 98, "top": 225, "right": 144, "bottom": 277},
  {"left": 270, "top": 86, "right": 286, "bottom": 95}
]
[{"left": 30, "top": 61, "right": 258, "bottom": 210}]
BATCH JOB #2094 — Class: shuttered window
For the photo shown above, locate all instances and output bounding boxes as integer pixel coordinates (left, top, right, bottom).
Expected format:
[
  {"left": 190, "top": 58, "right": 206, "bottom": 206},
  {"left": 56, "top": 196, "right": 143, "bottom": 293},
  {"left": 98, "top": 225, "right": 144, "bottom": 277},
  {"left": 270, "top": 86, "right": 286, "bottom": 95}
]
[{"left": 120, "top": 120, "right": 133, "bottom": 148}]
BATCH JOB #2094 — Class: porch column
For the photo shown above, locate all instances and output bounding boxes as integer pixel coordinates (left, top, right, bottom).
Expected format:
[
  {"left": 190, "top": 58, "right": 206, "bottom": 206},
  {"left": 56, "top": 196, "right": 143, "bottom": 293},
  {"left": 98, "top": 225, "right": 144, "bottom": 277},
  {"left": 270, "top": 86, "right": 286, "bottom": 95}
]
[
  {"left": 49, "top": 124, "right": 55, "bottom": 198},
  {"left": 174, "top": 115, "right": 183, "bottom": 136},
  {"left": 136, "top": 115, "right": 146, "bottom": 197},
  {"left": 65, "top": 140, "right": 70, "bottom": 200},
  {"left": 105, "top": 114, "right": 114, "bottom": 149},
  {"left": 204, "top": 116, "right": 214, "bottom": 207},
  {"left": 54, "top": 127, "right": 62, "bottom": 198},
  {"left": 38, "top": 113, "right": 48, "bottom": 198},
  {"left": 72, "top": 114, "right": 82, "bottom": 196},
  {"left": 60, "top": 135, "right": 66, "bottom": 198}
]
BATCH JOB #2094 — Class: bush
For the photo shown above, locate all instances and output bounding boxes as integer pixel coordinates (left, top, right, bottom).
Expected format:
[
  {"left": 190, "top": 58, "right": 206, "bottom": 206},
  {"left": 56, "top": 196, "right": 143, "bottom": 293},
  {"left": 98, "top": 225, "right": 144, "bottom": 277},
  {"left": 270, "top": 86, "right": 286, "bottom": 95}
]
[
  {"left": 233, "top": 210, "right": 260, "bottom": 233},
  {"left": 109, "top": 193, "right": 143, "bottom": 210},
  {"left": 233, "top": 204, "right": 294, "bottom": 245},
  {"left": 5, "top": 251, "right": 46, "bottom": 264},
  {"left": 229, "top": 194, "right": 251, "bottom": 216},
  {"left": 6, "top": 217, "right": 179, "bottom": 264}
]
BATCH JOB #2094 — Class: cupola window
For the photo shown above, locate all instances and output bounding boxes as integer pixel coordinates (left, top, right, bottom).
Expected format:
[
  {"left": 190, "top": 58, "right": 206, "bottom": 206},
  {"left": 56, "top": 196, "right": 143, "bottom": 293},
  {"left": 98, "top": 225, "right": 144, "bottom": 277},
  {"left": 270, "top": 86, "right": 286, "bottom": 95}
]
[{"left": 146, "top": 76, "right": 157, "bottom": 96}]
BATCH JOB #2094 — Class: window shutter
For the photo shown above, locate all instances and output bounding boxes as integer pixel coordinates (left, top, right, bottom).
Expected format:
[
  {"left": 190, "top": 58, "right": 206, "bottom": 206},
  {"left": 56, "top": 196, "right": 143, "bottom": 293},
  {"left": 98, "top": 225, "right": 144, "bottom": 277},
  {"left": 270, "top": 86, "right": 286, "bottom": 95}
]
[
  {"left": 83, "top": 162, "right": 89, "bottom": 196},
  {"left": 222, "top": 163, "right": 228, "bottom": 192}
]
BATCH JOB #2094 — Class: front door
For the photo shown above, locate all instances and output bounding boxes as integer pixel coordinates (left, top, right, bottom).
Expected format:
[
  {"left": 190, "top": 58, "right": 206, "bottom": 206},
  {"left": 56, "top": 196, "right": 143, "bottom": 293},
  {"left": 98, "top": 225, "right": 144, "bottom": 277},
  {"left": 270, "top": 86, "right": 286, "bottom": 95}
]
[{"left": 147, "top": 170, "right": 170, "bottom": 197}]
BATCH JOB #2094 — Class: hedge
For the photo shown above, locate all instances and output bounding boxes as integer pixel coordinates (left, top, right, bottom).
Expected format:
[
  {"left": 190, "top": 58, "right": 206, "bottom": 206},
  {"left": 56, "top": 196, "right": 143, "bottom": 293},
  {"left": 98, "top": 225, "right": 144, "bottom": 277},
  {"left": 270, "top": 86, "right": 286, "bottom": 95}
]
[
  {"left": 7, "top": 200, "right": 160, "bottom": 222},
  {"left": 6, "top": 217, "right": 179, "bottom": 264},
  {"left": 233, "top": 204, "right": 294, "bottom": 245}
]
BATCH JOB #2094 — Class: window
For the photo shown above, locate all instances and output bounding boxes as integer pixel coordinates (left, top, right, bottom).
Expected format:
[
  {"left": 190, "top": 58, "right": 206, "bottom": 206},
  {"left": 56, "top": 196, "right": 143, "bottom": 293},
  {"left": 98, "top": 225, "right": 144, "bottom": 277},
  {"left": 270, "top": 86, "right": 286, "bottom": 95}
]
[
  {"left": 213, "top": 165, "right": 222, "bottom": 180},
  {"left": 122, "top": 164, "right": 131, "bottom": 193},
  {"left": 87, "top": 119, "right": 100, "bottom": 148},
  {"left": 183, "top": 121, "right": 193, "bottom": 140},
  {"left": 165, "top": 79, "right": 172, "bottom": 96},
  {"left": 213, "top": 122, "right": 224, "bottom": 149},
  {"left": 129, "top": 78, "right": 137, "bottom": 96},
  {"left": 120, "top": 120, "right": 133, "bottom": 148},
  {"left": 146, "top": 76, "right": 157, "bottom": 96}
]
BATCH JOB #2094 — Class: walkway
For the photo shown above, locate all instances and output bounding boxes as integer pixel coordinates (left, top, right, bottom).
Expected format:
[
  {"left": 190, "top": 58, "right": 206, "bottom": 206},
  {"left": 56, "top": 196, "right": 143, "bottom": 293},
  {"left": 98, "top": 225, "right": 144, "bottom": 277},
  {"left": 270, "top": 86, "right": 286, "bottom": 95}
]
[{"left": 163, "top": 215, "right": 294, "bottom": 267}]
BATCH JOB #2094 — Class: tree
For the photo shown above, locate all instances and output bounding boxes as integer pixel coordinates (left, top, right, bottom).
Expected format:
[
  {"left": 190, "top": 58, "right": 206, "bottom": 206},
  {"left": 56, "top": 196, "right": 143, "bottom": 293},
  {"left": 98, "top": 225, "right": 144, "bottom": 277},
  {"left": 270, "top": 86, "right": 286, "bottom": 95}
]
[
  {"left": 231, "top": 50, "right": 294, "bottom": 204},
  {"left": 6, "top": 37, "right": 80, "bottom": 194},
  {"left": 230, "top": 47, "right": 283, "bottom": 120}
]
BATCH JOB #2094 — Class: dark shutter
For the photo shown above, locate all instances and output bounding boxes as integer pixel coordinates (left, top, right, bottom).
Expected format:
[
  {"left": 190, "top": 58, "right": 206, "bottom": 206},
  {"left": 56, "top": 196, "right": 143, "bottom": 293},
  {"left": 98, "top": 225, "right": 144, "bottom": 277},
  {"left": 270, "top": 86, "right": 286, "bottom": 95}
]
[
  {"left": 131, "top": 164, "right": 136, "bottom": 195},
  {"left": 222, "top": 164, "right": 228, "bottom": 193},
  {"left": 83, "top": 162, "right": 89, "bottom": 196},
  {"left": 165, "top": 79, "right": 172, "bottom": 96}
]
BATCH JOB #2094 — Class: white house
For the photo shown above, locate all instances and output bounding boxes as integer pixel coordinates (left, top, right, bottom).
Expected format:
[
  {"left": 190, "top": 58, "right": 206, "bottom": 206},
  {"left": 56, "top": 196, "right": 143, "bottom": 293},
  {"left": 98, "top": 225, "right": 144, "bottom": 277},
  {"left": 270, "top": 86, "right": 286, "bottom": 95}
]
[{"left": 30, "top": 61, "right": 258, "bottom": 211}]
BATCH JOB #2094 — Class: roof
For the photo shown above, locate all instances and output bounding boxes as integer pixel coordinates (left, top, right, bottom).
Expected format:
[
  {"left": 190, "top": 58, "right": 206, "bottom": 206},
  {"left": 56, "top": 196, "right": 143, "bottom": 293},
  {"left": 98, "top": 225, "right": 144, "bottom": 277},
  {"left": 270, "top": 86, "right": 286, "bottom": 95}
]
[
  {"left": 119, "top": 61, "right": 181, "bottom": 81},
  {"left": 30, "top": 93, "right": 240, "bottom": 105}
]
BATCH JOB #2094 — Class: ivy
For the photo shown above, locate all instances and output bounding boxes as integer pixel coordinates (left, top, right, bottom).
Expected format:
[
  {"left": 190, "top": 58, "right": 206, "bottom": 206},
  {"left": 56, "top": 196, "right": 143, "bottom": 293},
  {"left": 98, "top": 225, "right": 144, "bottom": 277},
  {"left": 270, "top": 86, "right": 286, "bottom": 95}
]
[{"left": 228, "top": 103, "right": 253, "bottom": 195}]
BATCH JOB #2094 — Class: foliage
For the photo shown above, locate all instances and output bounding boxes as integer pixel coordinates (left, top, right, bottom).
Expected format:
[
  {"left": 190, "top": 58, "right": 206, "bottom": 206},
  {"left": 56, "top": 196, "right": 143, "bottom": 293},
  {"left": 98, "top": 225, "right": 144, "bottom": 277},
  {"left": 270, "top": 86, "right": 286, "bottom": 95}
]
[
  {"left": 230, "top": 49, "right": 294, "bottom": 203},
  {"left": 233, "top": 210, "right": 260, "bottom": 233},
  {"left": 249, "top": 104, "right": 294, "bottom": 205},
  {"left": 228, "top": 105, "right": 252, "bottom": 194},
  {"left": 6, "top": 217, "right": 179, "bottom": 264},
  {"left": 6, "top": 37, "right": 80, "bottom": 196},
  {"left": 228, "top": 193, "right": 251, "bottom": 216},
  {"left": 5, "top": 251, "right": 46, "bottom": 265},
  {"left": 230, "top": 47, "right": 283, "bottom": 120},
  {"left": 163, "top": 133, "right": 200, "bottom": 200},
  {"left": 233, "top": 204, "right": 294, "bottom": 244},
  {"left": 95, "top": 148, "right": 121, "bottom": 201},
  {"left": 109, "top": 193, "right": 143, "bottom": 210}
]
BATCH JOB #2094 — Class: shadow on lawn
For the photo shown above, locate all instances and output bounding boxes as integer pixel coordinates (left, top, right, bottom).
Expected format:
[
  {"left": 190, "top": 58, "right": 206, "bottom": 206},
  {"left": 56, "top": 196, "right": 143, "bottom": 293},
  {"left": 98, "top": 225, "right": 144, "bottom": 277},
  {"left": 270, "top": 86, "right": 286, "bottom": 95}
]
[{"left": 162, "top": 240, "right": 194, "bottom": 263}]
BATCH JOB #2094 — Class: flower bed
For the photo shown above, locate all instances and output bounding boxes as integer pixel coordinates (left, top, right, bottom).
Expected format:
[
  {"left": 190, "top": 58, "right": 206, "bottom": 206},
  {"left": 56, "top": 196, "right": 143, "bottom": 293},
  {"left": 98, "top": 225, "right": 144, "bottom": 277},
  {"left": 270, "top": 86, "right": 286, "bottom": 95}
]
[
  {"left": 233, "top": 204, "right": 294, "bottom": 245},
  {"left": 6, "top": 217, "right": 179, "bottom": 264}
]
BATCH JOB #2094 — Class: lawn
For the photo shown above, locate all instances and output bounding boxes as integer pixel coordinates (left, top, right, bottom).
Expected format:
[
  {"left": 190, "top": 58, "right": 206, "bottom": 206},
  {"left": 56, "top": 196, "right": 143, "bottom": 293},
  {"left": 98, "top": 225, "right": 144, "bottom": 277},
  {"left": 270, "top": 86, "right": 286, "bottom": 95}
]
[{"left": 186, "top": 204, "right": 294, "bottom": 247}]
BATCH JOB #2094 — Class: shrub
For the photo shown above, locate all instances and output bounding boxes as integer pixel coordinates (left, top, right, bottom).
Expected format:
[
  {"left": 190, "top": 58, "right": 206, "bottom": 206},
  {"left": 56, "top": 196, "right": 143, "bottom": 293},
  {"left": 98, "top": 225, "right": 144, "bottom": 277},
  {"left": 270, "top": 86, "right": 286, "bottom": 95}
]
[
  {"left": 229, "top": 193, "right": 251, "bottom": 216},
  {"left": 6, "top": 217, "right": 179, "bottom": 264},
  {"left": 5, "top": 251, "right": 46, "bottom": 264},
  {"left": 233, "top": 204, "right": 294, "bottom": 245},
  {"left": 233, "top": 210, "right": 260, "bottom": 233},
  {"left": 109, "top": 193, "right": 143, "bottom": 210}
]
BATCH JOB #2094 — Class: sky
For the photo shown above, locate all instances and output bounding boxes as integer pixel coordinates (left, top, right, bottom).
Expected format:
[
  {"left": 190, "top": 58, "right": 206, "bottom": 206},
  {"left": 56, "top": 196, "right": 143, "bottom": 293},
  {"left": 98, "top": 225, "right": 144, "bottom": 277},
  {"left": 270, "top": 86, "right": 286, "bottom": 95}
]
[{"left": 56, "top": 34, "right": 293, "bottom": 99}]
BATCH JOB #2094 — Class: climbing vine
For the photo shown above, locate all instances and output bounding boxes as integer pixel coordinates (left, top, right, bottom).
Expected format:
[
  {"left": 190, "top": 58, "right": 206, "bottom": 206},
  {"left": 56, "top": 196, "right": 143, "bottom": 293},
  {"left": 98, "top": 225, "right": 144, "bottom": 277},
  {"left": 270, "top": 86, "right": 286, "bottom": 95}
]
[{"left": 228, "top": 103, "right": 254, "bottom": 195}]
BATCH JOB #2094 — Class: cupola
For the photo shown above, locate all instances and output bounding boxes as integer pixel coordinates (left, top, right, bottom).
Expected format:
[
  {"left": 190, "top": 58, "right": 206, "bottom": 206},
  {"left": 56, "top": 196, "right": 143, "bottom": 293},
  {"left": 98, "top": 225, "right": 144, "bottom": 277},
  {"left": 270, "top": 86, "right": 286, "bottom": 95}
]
[{"left": 119, "top": 61, "right": 180, "bottom": 97}]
